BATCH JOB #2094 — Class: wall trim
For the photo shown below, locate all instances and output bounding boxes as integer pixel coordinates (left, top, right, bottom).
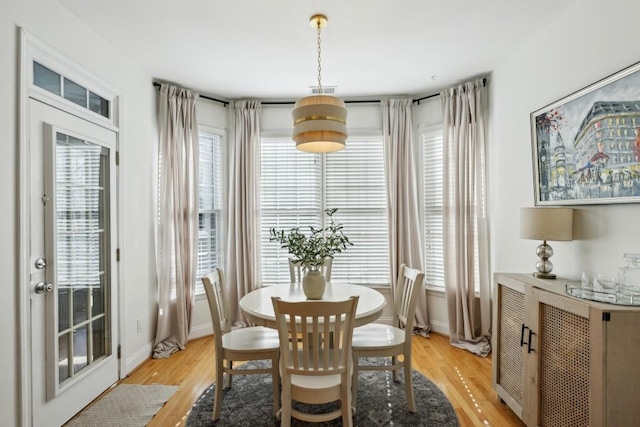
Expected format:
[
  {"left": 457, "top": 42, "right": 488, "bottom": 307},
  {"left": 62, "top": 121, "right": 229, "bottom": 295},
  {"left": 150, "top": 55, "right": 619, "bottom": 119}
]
[
  {"left": 428, "top": 320, "right": 450, "bottom": 336},
  {"left": 189, "top": 324, "right": 213, "bottom": 341},
  {"left": 125, "top": 341, "right": 153, "bottom": 374}
]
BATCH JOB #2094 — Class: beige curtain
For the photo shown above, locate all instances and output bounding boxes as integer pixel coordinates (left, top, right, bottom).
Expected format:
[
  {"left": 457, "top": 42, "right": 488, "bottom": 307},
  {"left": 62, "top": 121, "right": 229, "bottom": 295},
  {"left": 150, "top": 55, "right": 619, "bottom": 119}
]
[
  {"left": 153, "top": 84, "right": 200, "bottom": 358},
  {"left": 441, "top": 79, "right": 491, "bottom": 356},
  {"left": 382, "top": 99, "right": 430, "bottom": 335},
  {"left": 225, "top": 100, "right": 261, "bottom": 326}
]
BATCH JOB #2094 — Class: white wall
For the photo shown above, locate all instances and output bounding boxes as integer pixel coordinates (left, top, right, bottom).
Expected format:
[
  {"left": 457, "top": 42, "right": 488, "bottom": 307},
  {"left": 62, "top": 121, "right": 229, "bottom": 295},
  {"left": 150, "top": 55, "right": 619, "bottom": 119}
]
[
  {"left": 1, "top": 1, "right": 156, "bottom": 425},
  {"left": 490, "top": 0, "right": 640, "bottom": 280}
]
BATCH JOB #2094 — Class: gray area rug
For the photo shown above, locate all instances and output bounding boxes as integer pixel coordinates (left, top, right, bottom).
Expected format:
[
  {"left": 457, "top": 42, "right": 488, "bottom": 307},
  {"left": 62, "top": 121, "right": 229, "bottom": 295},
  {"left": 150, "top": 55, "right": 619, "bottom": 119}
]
[
  {"left": 187, "top": 359, "right": 459, "bottom": 426},
  {"left": 67, "top": 384, "right": 178, "bottom": 427}
]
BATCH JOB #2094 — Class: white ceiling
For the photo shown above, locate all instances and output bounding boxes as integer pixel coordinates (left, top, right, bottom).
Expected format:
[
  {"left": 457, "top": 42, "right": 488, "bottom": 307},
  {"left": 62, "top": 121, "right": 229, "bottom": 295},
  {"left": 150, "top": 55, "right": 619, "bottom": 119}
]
[{"left": 59, "top": 0, "right": 573, "bottom": 101}]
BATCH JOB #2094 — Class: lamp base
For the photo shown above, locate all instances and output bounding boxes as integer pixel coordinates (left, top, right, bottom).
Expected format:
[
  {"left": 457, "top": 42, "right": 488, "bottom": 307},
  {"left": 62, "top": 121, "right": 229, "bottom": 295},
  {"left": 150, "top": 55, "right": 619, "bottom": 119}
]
[{"left": 533, "top": 241, "right": 556, "bottom": 280}]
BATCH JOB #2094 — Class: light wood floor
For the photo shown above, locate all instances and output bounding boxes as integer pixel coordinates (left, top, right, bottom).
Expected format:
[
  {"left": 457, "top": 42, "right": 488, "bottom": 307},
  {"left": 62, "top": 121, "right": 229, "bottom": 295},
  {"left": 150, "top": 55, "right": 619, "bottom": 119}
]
[{"left": 75, "top": 332, "right": 525, "bottom": 426}]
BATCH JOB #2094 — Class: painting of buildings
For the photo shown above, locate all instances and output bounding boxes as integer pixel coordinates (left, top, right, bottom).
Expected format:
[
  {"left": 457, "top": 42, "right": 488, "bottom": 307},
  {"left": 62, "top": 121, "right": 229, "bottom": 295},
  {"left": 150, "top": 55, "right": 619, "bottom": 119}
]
[{"left": 532, "top": 64, "right": 640, "bottom": 205}]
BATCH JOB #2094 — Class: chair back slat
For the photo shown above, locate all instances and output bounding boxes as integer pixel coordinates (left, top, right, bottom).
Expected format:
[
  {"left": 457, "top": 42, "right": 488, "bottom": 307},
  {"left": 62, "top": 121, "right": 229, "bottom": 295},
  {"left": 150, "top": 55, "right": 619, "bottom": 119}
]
[
  {"left": 393, "top": 264, "right": 425, "bottom": 333},
  {"left": 272, "top": 296, "right": 358, "bottom": 376},
  {"left": 202, "top": 268, "right": 232, "bottom": 350}
]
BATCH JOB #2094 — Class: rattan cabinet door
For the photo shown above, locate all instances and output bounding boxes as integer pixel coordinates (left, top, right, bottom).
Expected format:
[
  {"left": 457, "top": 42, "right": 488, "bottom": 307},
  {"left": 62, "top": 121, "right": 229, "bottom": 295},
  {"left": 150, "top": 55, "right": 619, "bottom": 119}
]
[
  {"left": 494, "top": 283, "right": 526, "bottom": 417},
  {"left": 525, "top": 289, "right": 591, "bottom": 427}
]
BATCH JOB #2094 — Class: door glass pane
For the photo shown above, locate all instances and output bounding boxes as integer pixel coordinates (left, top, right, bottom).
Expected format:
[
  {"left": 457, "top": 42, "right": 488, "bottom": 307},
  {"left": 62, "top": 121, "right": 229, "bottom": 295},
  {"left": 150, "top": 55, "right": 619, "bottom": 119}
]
[
  {"left": 73, "top": 326, "right": 88, "bottom": 374},
  {"left": 73, "top": 288, "right": 89, "bottom": 325},
  {"left": 58, "top": 287, "right": 70, "bottom": 332},
  {"left": 58, "top": 333, "right": 70, "bottom": 382},
  {"left": 34, "top": 62, "right": 61, "bottom": 96},
  {"left": 55, "top": 132, "right": 111, "bottom": 385},
  {"left": 92, "top": 279, "right": 105, "bottom": 316},
  {"left": 92, "top": 318, "right": 106, "bottom": 360},
  {"left": 63, "top": 78, "right": 88, "bottom": 108}
]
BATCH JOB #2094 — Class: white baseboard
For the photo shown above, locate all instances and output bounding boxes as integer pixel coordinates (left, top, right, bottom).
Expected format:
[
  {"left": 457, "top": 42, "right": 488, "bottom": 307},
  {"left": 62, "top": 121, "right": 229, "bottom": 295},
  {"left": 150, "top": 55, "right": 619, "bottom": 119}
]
[
  {"left": 189, "top": 323, "right": 213, "bottom": 340},
  {"left": 125, "top": 341, "right": 153, "bottom": 374},
  {"left": 428, "top": 320, "right": 449, "bottom": 336},
  {"left": 375, "top": 315, "right": 394, "bottom": 325}
]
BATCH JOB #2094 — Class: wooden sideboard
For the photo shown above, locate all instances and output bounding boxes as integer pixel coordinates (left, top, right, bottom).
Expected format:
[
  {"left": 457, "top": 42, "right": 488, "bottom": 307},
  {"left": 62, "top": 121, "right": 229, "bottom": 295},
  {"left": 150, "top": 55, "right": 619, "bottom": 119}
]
[{"left": 492, "top": 273, "right": 640, "bottom": 427}]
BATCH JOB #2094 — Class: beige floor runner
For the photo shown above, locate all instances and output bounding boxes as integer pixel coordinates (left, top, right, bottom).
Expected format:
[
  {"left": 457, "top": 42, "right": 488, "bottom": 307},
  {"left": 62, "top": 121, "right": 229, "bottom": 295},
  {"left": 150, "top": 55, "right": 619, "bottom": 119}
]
[{"left": 67, "top": 384, "right": 179, "bottom": 427}]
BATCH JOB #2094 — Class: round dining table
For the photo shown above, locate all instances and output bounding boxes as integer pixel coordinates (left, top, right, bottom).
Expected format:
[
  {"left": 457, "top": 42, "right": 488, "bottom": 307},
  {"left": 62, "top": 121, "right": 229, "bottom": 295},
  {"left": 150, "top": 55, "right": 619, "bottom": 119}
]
[{"left": 239, "top": 282, "right": 386, "bottom": 328}]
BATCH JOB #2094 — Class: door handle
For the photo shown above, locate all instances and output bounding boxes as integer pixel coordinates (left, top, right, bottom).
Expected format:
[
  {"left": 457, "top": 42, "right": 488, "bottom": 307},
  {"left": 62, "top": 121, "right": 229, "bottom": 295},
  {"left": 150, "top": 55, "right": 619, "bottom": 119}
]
[
  {"left": 35, "top": 282, "right": 54, "bottom": 294},
  {"left": 35, "top": 257, "right": 46, "bottom": 270},
  {"left": 520, "top": 324, "right": 528, "bottom": 347},
  {"left": 527, "top": 330, "right": 536, "bottom": 353}
]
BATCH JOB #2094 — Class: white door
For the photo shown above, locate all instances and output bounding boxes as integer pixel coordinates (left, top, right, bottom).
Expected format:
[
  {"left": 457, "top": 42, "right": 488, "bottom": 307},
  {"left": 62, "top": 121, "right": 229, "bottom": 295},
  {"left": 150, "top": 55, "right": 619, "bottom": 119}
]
[{"left": 29, "top": 98, "right": 119, "bottom": 427}]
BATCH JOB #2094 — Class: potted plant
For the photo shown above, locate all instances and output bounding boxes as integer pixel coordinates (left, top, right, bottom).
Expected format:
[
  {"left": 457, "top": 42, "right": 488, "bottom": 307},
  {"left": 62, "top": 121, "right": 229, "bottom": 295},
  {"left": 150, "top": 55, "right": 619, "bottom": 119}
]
[{"left": 270, "top": 208, "right": 352, "bottom": 299}]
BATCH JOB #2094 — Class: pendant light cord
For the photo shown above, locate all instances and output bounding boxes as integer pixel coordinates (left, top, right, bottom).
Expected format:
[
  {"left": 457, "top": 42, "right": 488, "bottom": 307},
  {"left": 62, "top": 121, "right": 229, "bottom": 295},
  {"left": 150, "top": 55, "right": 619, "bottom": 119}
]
[{"left": 316, "top": 21, "right": 322, "bottom": 93}]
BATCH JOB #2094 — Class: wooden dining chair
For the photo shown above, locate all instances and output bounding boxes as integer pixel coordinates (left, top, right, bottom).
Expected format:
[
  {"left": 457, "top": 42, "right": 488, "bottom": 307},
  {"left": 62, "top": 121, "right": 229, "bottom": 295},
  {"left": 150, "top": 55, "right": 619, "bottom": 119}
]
[
  {"left": 202, "top": 268, "right": 280, "bottom": 421},
  {"left": 288, "top": 257, "right": 333, "bottom": 282},
  {"left": 272, "top": 295, "right": 359, "bottom": 427},
  {"left": 351, "top": 264, "right": 425, "bottom": 412}
]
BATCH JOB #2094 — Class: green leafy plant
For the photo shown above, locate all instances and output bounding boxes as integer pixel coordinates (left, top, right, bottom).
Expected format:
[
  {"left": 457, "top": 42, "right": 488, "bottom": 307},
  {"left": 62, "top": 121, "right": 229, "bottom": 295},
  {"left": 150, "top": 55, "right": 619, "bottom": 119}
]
[{"left": 269, "top": 208, "right": 353, "bottom": 270}]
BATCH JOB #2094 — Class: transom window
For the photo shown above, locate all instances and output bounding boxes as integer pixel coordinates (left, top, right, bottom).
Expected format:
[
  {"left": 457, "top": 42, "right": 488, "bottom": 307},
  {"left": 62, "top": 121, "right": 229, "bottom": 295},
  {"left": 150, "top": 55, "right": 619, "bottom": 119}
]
[
  {"left": 260, "top": 134, "right": 390, "bottom": 285},
  {"left": 33, "top": 62, "right": 110, "bottom": 118}
]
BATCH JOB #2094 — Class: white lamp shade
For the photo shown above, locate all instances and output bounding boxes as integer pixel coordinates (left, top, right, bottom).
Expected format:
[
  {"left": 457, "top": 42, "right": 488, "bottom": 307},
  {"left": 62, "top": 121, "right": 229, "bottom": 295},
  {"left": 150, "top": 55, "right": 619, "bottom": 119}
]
[
  {"left": 520, "top": 207, "right": 573, "bottom": 241},
  {"left": 292, "top": 95, "right": 347, "bottom": 153}
]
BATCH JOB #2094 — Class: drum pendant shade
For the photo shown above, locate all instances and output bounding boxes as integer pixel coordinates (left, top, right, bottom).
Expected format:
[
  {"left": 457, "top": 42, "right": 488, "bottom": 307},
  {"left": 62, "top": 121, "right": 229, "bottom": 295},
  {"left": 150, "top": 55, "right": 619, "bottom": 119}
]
[
  {"left": 292, "top": 14, "right": 347, "bottom": 153},
  {"left": 293, "top": 94, "right": 347, "bottom": 153}
]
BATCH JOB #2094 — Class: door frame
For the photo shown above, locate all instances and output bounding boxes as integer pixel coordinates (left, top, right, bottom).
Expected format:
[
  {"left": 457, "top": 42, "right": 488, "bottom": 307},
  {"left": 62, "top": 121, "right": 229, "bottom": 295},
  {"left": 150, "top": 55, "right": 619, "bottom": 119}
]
[{"left": 18, "top": 29, "right": 125, "bottom": 426}]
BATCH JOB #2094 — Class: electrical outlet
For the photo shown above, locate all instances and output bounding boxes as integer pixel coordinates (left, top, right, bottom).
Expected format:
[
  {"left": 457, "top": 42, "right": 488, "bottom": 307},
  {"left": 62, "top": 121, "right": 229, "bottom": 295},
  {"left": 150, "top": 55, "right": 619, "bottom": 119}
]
[{"left": 136, "top": 318, "right": 143, "bottom": 334}]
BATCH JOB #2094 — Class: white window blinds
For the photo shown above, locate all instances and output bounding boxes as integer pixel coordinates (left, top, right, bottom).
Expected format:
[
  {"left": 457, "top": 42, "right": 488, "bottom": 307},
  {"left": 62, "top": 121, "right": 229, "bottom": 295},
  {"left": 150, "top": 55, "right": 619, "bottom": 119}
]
[
  {"left": 325, "top": 135, "right": 389, "bottom": 284},
  {"left": 55, "top": 135, "right": 107, "bottom": 290},
  {"left": 260, "top": 137, "right": 322, "bottom": 283},
  {"left": 196, "top": 132, "right": 223, "bottom": 294},
  {"left": 423, "top": 128, "right": 445, "bottom": 288},
  {"left": 260, "top": 134, "right": 390, "bottom": 285}
]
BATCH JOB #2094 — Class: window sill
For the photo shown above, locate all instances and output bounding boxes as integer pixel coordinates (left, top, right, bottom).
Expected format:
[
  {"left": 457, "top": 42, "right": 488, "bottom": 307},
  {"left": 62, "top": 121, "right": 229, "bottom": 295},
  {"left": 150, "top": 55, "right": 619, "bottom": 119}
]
[
  {"left": 425, "top": 286, "right": 482, "bottom": 299},
  {"left": 259, "top": 282, "right": 391, "bottom": 288},
  {"left": 426, "top": 286, "right": 445, "bottom": 296}
]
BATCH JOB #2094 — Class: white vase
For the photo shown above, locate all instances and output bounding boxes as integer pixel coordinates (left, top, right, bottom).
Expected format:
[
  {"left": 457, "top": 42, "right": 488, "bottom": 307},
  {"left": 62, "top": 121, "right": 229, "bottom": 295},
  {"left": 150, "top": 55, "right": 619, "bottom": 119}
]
[{"left": 302, "top": 269, "right": 326, "bottom": 300}]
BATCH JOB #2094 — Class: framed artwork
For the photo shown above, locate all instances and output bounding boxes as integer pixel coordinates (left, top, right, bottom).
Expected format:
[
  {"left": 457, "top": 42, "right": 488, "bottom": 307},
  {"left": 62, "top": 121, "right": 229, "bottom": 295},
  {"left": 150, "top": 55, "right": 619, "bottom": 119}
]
[{"left": 531, "top": 62, "right": 640, "bottom": 205}]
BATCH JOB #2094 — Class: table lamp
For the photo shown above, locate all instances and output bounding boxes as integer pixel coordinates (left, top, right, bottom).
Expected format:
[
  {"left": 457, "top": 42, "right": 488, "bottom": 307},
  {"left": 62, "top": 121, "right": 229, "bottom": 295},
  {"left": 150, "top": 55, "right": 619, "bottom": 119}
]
[{"left": 520, "top": 207, "right": 573, "bottom": 279}]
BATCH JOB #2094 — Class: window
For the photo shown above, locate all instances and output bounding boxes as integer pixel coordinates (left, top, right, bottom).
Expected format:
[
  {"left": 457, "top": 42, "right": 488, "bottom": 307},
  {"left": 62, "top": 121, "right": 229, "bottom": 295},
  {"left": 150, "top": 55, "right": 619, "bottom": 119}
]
[
  {"left": 33, "top": 62, "right": 110, "bottom": 118},
  {"left": 422, "top": 127, "right": 445, "bottom": 288},
  {"left": 55, "top": 132, "right": 112, "bottom": 377},
  {"left": 196, "top": 132, "right": 223, "bottom": 294},
  {"left": 260, "top": 134, "right": 389, "bottom": 285},
  {"left": 423, "top": 126, "right": 482, "bottom": 292}
]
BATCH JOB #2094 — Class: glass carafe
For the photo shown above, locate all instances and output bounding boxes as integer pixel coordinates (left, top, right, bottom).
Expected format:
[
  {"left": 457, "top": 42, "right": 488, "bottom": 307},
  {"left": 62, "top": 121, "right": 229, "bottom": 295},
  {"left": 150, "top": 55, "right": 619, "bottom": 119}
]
[{"left": 618, "top": 253, "right": 640, "bottom": 302}]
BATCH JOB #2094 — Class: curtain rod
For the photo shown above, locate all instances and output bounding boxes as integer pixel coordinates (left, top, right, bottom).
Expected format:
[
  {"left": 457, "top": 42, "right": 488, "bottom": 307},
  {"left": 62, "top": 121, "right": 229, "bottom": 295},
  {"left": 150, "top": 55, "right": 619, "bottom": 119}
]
[
  {"left": 414, "top": 77, "right": 487, "bottom": 104},
  {"left": 152, "top": 82, "right": 229, "bottom": 106},
  {"left": 261, "top": 99, "right": 389, "bottom": 105},
  {"left": 151, "top": 80, "right": 489, "bottom": 106}
]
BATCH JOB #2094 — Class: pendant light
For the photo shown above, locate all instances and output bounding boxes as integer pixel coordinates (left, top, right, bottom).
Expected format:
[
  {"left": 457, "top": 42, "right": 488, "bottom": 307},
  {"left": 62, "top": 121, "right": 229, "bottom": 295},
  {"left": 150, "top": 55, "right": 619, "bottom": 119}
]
[{"left": 292, "top": 14, "right": 347, "bottom": 153}]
